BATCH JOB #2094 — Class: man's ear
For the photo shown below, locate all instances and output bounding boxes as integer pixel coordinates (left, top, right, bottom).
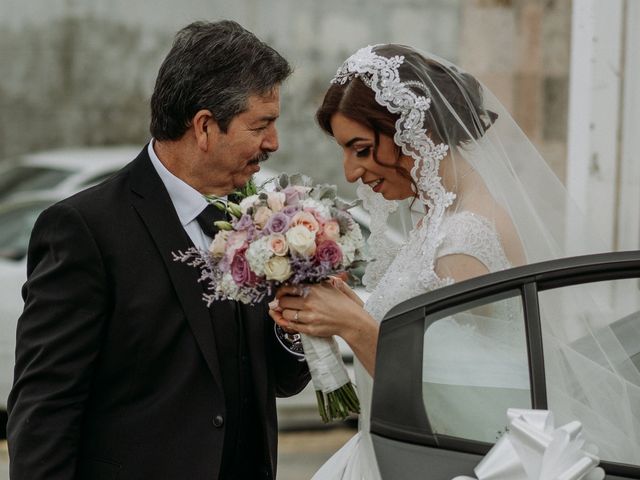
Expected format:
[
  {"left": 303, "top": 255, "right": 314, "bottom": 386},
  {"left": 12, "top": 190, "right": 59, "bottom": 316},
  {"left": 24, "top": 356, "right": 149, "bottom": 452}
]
[{"left": 193, "top": 109, "right": 220, "bottom": 152}]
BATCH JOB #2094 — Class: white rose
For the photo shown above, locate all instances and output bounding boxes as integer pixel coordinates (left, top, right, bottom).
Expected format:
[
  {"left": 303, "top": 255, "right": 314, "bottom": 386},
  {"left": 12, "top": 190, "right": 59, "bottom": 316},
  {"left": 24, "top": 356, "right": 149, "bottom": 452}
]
[
  {"left": 264, "top": 256, "right": 293, "bottom": 281},
  {"left": 254, "top": 206, "right": 273, "bottom": 229},
  {"left": 266, "top": 191, "right": 286, "bottom": 212},
  {"left": 209, "top": 230, "right": 230, "bottom": 257},
  {"left": 285, "top": 224, "right": 317, "bottom": 257},
  {"left": 239, "top": 194, "right": 260, "bottom": 214}
]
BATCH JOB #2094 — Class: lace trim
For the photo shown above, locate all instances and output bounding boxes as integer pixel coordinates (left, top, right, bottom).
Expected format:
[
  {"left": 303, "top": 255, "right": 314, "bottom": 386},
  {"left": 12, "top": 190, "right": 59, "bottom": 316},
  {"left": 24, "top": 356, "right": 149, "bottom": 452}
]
[{"left": 356, "top": 182, "right": 400, "bottom": 291}]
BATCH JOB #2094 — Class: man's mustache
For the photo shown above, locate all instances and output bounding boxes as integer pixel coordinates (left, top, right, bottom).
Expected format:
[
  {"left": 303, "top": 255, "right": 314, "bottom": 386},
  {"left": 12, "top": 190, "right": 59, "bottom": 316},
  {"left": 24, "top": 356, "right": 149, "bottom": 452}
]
[{"left": 249, "top": 152, "right": 270, "bottom": 164}]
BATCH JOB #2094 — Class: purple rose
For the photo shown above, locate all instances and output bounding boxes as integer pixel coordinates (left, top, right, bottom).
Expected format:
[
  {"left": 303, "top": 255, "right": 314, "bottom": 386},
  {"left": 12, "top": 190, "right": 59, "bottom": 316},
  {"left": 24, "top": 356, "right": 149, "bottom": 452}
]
[
  {"left": 234, "top": 214, "right": 254, "bottom": 231},
  {"left": 264, "top": 212, "right": 290, "bottom": 235},
  {"left": 283, "top": 186, "right": 302, "bottom": 206},
  {"left": 282, "top": 205, "right": 302, "bottom": 218},
  {"left": 230, "top": 248, "right": 258, "bottom": 285},
  {"left": 315, "top": 240, "right": 343, "bottom": 267}
]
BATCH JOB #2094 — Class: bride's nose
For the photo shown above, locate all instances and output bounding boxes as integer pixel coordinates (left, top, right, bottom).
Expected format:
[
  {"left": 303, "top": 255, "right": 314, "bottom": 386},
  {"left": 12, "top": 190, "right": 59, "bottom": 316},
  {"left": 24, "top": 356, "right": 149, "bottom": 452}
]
[{"left": 343, "top": 155, "right": 365, "bottom": 183}]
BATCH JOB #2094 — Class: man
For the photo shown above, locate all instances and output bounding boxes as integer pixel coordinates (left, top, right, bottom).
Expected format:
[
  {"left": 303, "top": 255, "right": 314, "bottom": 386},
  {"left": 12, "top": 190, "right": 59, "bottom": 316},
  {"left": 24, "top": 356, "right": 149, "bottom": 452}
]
[{"left": 7, "top": 20, "right": 310, "bottom": 480}]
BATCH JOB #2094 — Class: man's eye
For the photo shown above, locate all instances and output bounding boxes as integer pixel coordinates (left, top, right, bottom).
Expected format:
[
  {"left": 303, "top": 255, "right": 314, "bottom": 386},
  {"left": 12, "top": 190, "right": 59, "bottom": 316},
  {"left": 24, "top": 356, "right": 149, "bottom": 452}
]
[{"left": 356, "top": 147, "right": 371, "bottom": 158}]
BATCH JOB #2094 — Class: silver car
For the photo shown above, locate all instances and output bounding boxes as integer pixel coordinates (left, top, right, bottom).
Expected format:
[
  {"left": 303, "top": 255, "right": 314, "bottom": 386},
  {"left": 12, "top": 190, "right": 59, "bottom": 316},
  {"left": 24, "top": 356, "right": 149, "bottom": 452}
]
[{"left": 371, "top": 251, "right": 640, "bottom": 479}]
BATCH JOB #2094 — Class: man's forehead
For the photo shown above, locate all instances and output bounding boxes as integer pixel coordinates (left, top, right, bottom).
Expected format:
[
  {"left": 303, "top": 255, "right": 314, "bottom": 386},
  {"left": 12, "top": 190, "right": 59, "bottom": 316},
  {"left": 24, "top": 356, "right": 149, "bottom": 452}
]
[{"left": 245, "top": 90, "right": 280, "bottom": 118}]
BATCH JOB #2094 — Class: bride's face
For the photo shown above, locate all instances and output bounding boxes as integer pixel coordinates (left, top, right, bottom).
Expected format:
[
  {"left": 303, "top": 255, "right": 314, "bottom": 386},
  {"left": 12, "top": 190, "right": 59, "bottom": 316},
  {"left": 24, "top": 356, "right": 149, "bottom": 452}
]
[{"left": 330, "top": 113, "right": 414, "bottom": 201}]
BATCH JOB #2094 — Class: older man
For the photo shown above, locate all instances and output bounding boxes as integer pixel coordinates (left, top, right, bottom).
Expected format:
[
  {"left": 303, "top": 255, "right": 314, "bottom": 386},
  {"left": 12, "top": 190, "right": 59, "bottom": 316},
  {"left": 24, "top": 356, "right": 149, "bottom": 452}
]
[{"left": 8, "top": 20, "right": 309, "bottom": 480}]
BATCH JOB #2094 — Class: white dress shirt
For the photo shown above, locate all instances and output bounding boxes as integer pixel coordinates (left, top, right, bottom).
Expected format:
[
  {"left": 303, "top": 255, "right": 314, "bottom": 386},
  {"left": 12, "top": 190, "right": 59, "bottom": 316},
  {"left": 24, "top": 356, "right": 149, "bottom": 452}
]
[{"left": 147, "top": 140, "right": 224, "bottom": 250}]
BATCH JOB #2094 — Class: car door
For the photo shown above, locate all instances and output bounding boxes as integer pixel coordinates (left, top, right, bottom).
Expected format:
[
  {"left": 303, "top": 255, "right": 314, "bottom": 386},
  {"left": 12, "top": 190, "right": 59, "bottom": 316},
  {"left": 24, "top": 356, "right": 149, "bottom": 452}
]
[{"left": 370, "top": 251, "right": 640, "bottom": 479}]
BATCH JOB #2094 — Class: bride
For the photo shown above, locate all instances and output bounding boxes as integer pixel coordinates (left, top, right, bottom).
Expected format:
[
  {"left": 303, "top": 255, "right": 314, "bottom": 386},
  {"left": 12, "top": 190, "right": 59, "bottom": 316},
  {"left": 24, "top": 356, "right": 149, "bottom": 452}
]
[{"left": 270, "top": 44, "right": 640, "bottom": 478}]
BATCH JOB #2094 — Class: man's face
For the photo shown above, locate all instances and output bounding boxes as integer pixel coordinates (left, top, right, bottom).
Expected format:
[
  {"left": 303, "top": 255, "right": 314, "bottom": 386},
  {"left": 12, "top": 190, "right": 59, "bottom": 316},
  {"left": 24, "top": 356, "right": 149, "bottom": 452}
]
[{"left": 207, "top": 88, "right": 280, "bottom": 194}]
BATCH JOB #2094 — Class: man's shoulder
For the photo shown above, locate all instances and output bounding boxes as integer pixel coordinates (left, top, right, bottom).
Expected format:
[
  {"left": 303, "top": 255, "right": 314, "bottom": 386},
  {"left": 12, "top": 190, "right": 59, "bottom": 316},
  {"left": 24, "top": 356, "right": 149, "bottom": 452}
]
[{"left": 59, "top": 147, "right": 148, "bottom": 211}]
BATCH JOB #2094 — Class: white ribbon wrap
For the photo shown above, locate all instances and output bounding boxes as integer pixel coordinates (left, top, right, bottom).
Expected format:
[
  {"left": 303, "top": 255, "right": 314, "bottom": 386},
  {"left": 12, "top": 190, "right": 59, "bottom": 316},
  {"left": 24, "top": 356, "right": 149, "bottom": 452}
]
[
  {"left": 300, "top": 333, "right": 350, "bottom": 393},
  {"left": 453, "top": 409, "right": 605, "bottom": 480}
]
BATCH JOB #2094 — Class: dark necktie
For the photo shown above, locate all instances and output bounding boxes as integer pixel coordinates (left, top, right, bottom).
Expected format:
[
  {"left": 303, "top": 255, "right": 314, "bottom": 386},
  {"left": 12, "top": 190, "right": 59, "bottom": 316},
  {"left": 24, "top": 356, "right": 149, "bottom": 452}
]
[{"left": 196, "top": 203, "right": 228, "bottom": 238}]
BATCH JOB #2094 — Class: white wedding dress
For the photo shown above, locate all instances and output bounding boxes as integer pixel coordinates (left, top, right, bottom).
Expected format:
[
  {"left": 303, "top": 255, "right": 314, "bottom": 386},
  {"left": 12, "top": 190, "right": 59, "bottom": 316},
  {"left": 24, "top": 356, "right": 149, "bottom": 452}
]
[
  {"left": 312, "top": 43, "right": 640, "bottom": 478},
  {"left": 313, "top": 209, "right": 516, "bottom": 479}
]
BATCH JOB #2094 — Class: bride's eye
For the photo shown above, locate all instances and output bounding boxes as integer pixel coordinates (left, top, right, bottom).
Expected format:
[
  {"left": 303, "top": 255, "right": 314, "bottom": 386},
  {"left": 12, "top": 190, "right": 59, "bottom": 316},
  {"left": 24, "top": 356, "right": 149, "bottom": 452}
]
[{"left": 356, "top": 147, "right": 371, "bottom": 158}]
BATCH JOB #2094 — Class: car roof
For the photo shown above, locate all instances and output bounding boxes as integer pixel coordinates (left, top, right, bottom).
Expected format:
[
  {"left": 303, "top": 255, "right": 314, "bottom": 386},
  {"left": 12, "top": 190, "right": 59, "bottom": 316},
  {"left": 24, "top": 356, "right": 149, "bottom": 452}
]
[{"left": 16, "top": 146, "right": 139, "bottom": 172}]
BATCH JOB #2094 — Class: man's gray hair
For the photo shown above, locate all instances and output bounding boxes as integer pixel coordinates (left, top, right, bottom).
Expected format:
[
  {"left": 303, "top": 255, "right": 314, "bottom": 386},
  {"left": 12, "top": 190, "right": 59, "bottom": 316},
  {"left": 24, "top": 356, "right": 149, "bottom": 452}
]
[{"left": 150, "top": 20, "right": 292, "bottom": 139}]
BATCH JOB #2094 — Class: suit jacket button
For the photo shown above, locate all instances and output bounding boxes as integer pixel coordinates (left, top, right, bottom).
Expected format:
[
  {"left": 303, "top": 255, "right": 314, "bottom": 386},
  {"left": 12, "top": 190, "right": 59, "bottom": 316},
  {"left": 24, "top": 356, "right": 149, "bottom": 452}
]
[{"left": 212, "top": 415, "right": 224, "bottom": 428}]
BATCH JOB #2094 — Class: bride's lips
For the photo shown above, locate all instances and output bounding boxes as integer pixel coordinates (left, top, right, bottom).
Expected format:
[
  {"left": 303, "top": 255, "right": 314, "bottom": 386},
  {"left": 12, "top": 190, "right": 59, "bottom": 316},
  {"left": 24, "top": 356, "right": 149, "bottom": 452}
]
[{"left": 370, "top": 179, "right": 384, "bottom": 193}]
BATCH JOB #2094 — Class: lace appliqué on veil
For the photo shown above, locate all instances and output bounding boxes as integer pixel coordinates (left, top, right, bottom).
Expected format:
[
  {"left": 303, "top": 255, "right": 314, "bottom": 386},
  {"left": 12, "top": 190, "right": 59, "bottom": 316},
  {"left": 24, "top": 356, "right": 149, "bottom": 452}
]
[{"left": 356, "top": 182, "right": 400, "bottom": 291}]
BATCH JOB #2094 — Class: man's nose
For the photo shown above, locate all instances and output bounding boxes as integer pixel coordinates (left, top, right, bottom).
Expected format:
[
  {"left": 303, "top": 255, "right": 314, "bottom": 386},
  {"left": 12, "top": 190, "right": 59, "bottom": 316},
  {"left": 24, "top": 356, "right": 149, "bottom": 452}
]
[{"left": 262, "top": 125, "right": 279, "bottom": 152}]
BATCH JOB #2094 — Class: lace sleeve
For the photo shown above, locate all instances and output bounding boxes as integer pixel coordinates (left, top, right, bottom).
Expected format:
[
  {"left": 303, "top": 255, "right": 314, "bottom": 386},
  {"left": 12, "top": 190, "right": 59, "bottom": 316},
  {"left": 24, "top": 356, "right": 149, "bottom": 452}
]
[{"left": 436, "top": 211, "right": 511, "bottom": 273}]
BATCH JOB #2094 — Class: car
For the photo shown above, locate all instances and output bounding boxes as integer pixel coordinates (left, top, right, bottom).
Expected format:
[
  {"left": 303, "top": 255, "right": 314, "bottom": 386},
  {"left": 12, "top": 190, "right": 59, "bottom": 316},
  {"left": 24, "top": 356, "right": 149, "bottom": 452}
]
[
  {"left": 0, "top": 146, "right": 140, "bottom": 203},
  {"left": 370, "top": 251, "right": 640, "bottom": 479}
]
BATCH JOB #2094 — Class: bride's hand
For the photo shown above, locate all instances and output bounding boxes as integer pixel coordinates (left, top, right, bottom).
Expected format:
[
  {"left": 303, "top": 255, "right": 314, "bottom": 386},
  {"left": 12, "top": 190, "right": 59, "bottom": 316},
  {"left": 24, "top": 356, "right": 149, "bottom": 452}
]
[
  {"left": 268, "top": 298, "right": 298, "bottom": 334},
  {"left": 272, "top": 281, "right": 379, "bottom": 376},
  {"left": 273, "top": 281, "right": 365, "bottom": 339},
  {"left": 328, "top": 276, "right": 364, "bottom": 307}
]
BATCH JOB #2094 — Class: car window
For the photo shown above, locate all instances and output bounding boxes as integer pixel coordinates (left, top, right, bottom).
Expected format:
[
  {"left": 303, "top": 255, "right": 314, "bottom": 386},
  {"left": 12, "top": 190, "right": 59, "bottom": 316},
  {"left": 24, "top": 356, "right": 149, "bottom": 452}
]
[
  {"left": 0, "top": 165, "right": 72, "bottom": 200},
  {"left": 0, "top": 201, "right": 51, "bottom": 260},
  {"left": 422, "top": 291, "right": 531, "bottom": 443},
  {"left": 539, "top": 278, "right": 640, "bottom": 466}
]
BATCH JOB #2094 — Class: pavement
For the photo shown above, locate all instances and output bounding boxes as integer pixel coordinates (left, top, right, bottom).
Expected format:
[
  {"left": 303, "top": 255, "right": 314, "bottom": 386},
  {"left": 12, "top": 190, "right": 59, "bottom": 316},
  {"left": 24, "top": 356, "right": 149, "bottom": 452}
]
[
  {"left": 0, "top": 427, "right": 354, "bottom": 480},
  {"left": 0, "top": 441, "right": 6, "bottom": 480}
]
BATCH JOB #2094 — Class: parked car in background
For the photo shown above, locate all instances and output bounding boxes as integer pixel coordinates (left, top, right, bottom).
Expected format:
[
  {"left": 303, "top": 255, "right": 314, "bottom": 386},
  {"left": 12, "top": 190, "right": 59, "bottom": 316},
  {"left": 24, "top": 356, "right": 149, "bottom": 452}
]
[
  {"left": 0, "top": 147, "right": 137, "bottom": 432},
  {"left": 0, "top": 146, "right": 139, "bottom": 203},
  {"left": 370, "top": 251, "right": 640, "bottom": 479}
]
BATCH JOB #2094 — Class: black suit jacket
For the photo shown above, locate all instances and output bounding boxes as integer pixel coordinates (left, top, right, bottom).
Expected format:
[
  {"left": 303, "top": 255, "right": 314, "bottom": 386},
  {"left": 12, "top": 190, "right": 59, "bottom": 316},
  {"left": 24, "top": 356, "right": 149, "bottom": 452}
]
[{"left": 7, "top": 147, "right": 310, "bottom": 480}]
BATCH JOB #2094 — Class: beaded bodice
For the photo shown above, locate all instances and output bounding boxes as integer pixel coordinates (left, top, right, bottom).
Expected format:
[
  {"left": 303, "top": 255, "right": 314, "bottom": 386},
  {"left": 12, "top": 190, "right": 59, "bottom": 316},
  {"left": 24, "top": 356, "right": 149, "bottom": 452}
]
[{"left": 364, "top": 211, "right": 511, "bottom": 323}]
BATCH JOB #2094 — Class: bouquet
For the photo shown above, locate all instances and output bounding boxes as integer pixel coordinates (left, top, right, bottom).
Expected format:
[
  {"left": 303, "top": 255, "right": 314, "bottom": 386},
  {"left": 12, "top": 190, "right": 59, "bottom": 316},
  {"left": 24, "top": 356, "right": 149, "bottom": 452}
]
[{"left": 173, "top": 173, "right": 367, "bottom": 422}]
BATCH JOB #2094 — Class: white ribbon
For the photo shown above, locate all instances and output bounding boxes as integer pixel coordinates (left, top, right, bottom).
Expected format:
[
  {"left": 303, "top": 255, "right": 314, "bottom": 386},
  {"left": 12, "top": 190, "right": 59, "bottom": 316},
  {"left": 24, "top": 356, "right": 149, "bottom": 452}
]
[
  {"left": 300, "top": 333, "right": 350, "bottom": 393},
  {"left": 453, "top": 409, "right": 605, "bottom": 480}
]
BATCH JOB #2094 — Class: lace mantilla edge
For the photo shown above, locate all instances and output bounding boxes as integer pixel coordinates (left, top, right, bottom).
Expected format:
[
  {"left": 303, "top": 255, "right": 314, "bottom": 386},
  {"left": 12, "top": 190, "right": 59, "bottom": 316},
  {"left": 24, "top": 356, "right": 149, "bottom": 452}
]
[{"left": 356, "top": 182, "right": 400, "bottom": 291}]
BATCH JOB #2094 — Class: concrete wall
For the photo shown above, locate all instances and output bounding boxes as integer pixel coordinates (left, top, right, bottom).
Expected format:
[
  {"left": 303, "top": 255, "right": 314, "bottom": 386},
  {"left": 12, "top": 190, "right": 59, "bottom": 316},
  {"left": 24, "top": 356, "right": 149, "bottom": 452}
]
[{"left": 0, "top": 0, "right": 571, "bottom": 198}]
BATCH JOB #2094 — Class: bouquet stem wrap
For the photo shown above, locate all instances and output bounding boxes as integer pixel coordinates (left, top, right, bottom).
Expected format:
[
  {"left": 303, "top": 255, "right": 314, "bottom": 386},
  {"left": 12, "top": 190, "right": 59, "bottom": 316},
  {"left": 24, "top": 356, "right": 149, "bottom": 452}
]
[
  {"left": 300, "top": 333, "right": 360, "bottom": 423},
  {"left": 453, "top": 408, "right": 605, "bottom": 480}
]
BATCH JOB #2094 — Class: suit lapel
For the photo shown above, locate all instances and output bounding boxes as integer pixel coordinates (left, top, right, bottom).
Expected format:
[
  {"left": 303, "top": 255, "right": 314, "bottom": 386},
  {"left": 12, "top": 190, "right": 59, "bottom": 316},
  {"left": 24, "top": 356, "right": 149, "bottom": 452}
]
[{"left": 128, "top": 148, "right": 223, "bottom": 389}]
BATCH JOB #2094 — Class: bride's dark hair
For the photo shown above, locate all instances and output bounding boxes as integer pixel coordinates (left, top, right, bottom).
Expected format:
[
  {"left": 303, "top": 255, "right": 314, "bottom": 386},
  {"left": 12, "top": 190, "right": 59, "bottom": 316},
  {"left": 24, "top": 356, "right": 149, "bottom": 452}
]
[{"left": 316, "top": 44, "right": 497, "bottom": 189}]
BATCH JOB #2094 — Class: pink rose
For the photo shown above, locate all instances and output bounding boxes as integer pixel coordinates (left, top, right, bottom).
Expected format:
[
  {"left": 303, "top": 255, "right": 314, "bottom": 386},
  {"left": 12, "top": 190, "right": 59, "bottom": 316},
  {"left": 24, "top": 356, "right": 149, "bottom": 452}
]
[
  {"left": 315, "top": 240, "right": 342, "bottom": 267},
  {"left": 231, "top": 248, "right": 258, "bottom": 285},
  {"left": 268, "top": 233, "right": 289, "bottom": 256},
  {"left": 319, "top": 220, "right": 340, "bottom": 242},
  {"left": 291, "top": 211, "right": 320, "bottom": 234},
  {"left": 225, "top": 230, "right": 248, "bottom": 260}
]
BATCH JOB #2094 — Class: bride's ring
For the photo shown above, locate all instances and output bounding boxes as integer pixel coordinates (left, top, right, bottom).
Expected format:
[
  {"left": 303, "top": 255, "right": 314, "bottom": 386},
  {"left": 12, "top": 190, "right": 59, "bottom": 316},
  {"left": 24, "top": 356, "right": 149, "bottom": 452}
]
[{"left": 294, "top": 310, "right": 299, "bottom": 322}]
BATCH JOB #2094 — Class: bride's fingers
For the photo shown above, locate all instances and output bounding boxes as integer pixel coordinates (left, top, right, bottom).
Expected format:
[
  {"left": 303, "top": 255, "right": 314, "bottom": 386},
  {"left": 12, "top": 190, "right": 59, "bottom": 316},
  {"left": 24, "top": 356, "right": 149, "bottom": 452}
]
[
  {"left": 269, "top": 309, "right": 298, "bottom": 332},
  {"left": 277, "top": 295, "right": 306, "bottom": 311},
  {"left": 282, "top": 308, "right": 307, "bottom": 324},
  {"left": 276, "top": 284, "right": 312, "bottom": 299},
  {"left": 331, "top": 277, "right": 364, "bottom": 306}
]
